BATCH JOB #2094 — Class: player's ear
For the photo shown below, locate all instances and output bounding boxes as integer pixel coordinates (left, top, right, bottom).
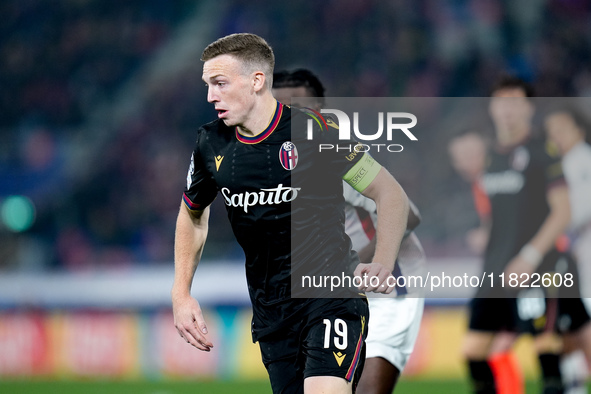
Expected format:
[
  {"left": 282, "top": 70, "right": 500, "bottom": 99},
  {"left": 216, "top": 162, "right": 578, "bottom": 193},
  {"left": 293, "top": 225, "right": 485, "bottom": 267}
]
[{"left": 252, "top": 71, "right": 266, "bottom": 92}]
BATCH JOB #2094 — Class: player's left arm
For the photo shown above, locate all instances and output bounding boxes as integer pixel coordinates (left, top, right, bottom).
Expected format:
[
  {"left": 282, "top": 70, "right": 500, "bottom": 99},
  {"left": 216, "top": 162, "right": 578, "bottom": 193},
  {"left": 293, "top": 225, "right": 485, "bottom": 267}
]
[
  {"left": 345, "top": 160, "right": 409, "bottom": 293},
  {"left": 505, "top": 184, "right": 571, "bottom": 277}
]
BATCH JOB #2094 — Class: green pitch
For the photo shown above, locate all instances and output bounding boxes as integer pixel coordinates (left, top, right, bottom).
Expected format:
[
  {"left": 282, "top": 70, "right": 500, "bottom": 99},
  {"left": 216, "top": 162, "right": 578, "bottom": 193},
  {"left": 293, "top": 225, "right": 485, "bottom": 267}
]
[{"left": 0, "top": 379, "right": 571, "bottom": 393}]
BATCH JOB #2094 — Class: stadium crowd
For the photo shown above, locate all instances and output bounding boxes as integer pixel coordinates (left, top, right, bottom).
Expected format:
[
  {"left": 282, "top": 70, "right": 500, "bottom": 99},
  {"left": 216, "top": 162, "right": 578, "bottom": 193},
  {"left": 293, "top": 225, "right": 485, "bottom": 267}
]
[{"left": 2, "top": 0, "right": 591, "bottom": 270}]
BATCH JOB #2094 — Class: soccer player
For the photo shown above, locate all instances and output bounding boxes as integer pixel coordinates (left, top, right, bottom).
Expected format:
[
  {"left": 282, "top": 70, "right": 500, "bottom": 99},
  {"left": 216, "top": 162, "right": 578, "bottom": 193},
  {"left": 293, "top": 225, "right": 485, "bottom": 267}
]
[
  {"left": 448, "top": 130, "right": 491, "bottom": 255},
  {"left": 545, "top": 107, "right": 591, "bottom": 392},
  {"left": 462, "top": 76, "right": 576, "bottom": 394},
  {"left": 273, "top": 69, "right": 426, "bottom": 394},
  {"left": 449, "top": 130, "right": 528, "bottom": 394},
  {"left": 171, "top": 34, "right": 410, "bottom": 394},
  {"left": 451, "top": 113, "right": 591, "bottom": 393},
  {"left": 545, "top": 108, "right": 591, "bottom": 301}
]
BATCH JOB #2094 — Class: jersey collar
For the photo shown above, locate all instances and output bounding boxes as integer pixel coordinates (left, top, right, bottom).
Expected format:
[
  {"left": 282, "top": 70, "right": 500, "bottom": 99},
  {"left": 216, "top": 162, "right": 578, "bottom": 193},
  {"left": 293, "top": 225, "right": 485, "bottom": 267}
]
[{"left": 235, "top": 101, "right": 283, "bottom": 144}]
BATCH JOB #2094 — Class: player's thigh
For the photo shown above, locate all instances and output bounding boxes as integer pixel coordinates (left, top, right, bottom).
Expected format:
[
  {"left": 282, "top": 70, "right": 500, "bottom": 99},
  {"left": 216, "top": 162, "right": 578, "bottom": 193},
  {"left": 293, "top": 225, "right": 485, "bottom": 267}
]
[
  {"left": 366, "top": 297, "right": 424, "bottom": 371},
  {"left": 532, "top": 331, "right": 562, "bottom": 354},
  {"left": 557, "top": 297, "right": 591, "bottom": 335},
  {"left": 356, "top": 356, "right": 400, "bottom": 394},
  {"left": 567, "top": 320, "right": 591, "bottom": 360},
  {"left": 302, "top": 299, "right": 368, "bottom": 384},
  {"left": 465, "top": 298, "right": 519, "bottom": 359},
  {"left": 463, "top": 330, "right": 496, "bottom": 360},
  {"left": 259, "top": 335, "right": 304, "bottom": 394},
  {"left": 490, "top": 331, "right": 518, "bottom": 354},
  {"left": 530, "top": 297, "right": 590, "bottom": 355},
  {"left": 304, "top": 376, "right": 352, "bottom": 394}
]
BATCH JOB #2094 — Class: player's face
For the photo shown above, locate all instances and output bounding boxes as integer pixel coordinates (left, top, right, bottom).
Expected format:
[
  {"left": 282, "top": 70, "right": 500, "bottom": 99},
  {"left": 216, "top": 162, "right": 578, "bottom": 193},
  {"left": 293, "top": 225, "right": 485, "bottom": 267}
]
[
  {"left": 545, "top": 112, "right": 584, "bottom": 156},
  {"left": 273, "top": 86, "right": 321, "bottom": 111},
  {"left": 448, "top": 133, "right": 487, "bottom": 182},
  {"left": 489, "top": 88, "right": 533, "bottom": 134},
  {"left": 202, "top": 54, "right": 256, "bottom": 127}
]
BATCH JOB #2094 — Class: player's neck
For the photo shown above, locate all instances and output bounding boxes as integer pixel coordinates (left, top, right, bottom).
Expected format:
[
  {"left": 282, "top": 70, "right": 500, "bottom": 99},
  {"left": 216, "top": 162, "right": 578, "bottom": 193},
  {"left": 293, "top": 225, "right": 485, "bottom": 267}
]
[{"left": 236, "top": 93, "right": 278, "bottom": 137}]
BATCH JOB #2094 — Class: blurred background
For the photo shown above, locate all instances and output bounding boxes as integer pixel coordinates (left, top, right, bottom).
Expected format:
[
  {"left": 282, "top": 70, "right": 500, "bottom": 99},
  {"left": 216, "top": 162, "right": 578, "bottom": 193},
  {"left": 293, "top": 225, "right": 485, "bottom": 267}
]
[{"left": 1, "top": 0, "right": 591, "bottom": 389}]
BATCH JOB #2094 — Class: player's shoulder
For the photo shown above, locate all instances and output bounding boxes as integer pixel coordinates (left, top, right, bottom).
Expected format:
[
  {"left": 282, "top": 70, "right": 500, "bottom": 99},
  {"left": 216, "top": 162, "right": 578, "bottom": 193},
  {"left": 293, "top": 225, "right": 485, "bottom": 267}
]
[
  {"left": 525, "top": 136, "right": 560, "bottom": 161},
  {"left": 195, "top": 119, "right": 233, "bottom": 145},
  {"left": 198, "top": 118, "right": 231, "bottom": 134},
  {"left": 290, "top": 107, "right": 343, "bottom": 146},
  {"left": 286, "top": 105, "right": 316, "bottom": 124},
  {"left": 300, "top": 107, "right": 341, "bottom": 130},
  {"left": 521, "top": 137, "right": 565, "bottom": 181}
]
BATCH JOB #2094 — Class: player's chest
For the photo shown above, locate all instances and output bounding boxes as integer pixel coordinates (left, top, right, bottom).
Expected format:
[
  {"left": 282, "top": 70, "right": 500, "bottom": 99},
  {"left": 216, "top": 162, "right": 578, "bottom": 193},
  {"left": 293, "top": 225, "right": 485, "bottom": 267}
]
[
  {"left": 483, "top": 148, "right": 532, "bottom": 197},
  {"left": 205, "top": 139, "right": 296, "bottom": 191}
]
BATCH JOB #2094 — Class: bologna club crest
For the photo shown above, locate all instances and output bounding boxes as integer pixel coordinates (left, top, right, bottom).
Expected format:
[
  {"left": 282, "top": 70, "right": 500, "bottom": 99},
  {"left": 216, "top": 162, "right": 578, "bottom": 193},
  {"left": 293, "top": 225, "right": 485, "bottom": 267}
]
[{"left": 279, "top": 141, "right": 298, "bottom": 170}]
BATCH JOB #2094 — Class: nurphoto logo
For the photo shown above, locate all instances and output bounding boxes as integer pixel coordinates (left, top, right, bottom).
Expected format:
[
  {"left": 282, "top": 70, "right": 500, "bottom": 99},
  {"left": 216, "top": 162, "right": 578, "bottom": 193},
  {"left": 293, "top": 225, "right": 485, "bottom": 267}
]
[{"left": 306, "top": 109, "right": 418, "bottom": 153}]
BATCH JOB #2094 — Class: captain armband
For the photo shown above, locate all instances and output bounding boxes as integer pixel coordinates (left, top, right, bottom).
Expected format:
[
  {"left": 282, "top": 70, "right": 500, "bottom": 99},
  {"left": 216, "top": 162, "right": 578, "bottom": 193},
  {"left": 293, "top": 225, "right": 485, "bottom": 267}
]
[{"left": 342, "top": 153, "right": 382, "bottom": 193}]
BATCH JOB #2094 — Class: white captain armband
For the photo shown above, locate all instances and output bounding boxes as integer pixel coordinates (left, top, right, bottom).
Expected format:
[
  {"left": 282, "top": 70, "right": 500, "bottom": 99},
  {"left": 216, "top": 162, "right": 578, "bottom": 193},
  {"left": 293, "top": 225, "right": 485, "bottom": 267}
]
[{"left": 342, "top": 153, "right": 381, "bottom": 193}]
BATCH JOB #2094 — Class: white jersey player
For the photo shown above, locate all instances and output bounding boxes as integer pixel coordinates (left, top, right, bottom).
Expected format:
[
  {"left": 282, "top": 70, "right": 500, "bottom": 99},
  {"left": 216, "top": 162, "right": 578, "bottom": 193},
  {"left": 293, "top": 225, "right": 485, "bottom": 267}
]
[
  {"left": 546, "top": 109, "right": 591, "bottom": 302},
  {"left": 546, "top": 108, "right": 591, "bottom": 394}
]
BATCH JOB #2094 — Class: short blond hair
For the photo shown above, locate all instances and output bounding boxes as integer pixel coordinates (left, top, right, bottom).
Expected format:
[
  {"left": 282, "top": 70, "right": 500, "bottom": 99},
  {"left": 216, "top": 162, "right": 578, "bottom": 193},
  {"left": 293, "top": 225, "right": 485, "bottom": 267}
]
[{"left": 202, "top": 33, "right": 275, "bottom": 89}]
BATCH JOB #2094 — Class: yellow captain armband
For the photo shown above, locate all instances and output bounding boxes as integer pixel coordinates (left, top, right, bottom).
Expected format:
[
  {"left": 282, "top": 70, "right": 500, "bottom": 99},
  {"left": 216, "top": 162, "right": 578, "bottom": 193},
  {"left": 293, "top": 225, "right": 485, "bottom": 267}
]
[{"left": 342, "top": 153, "right": 381, "bottom": 193}]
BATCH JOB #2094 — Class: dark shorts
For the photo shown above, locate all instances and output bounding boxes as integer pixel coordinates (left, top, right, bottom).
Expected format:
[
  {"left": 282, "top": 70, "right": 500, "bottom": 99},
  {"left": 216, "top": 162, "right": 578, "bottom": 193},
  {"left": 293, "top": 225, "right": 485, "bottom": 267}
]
[
  {"left": 556, "top": 297, "right": 591, "bottom": 333},
  {"left": 553, "top": 252, "right": 591, "bottom": 333},
  {"left": 259, "top": 298, "right": 369, "bottom": 394},
  {"left": 469, "top": 296, "right": 590, "bottom": 335},
  {"left": 470, "top": 251, "right": 589, "bottom": 334},
  {"left": 469, "top": 297, "right": 536, "bottom": 334}
]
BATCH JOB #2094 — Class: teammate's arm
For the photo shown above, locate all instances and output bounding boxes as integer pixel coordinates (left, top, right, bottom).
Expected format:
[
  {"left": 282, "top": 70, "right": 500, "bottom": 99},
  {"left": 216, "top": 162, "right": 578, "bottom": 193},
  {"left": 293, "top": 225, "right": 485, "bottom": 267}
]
[
  {"left": 354, "top": 167, "right": 409, "bottom": 293},
  {"left": 505, "top": 185, "right": 571, "bottom": 276},
  {"left": 171, "top": 202, "right": 213, "bottom": 351}
]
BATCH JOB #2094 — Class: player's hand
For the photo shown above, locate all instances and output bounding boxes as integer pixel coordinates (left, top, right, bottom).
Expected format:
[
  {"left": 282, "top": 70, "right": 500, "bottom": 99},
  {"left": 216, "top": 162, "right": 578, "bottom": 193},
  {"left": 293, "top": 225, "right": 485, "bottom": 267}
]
[
  {"left": 503, "top": 256, "right": 535, "bottom": 285},
  {"left": 172, "top": 294, "right": 213, "bottom": 351},
  {"left": 353, "top": 262, "right": 395, "bottom": 294}
]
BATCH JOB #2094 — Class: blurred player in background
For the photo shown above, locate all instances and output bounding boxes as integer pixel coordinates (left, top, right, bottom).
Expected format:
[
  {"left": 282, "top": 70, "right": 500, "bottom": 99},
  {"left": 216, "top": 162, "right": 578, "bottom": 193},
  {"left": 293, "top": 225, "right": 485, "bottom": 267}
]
[
  {"left": 545, "top": 107, "right": 591, "bottom": 392},
  {"left": 449, "top": 130, "right": 527, "bottom": 394},
  {"left": 172, "top": 34, "right": 410, "bottom": 394},
  {"left": 274, "top": 69, "right": 426, "bottom": 394},
  {"left": 545, "top": 107, "right": 591, "bottom": 302},
  {"left": 451, "top": 106, "right": 591, "bottom": 393},
  {"left": 448, "top": 130, "right": 491, "bottom": 255},
  {"left": 461, "top": 76, "right": 590, "bottom": 394}
]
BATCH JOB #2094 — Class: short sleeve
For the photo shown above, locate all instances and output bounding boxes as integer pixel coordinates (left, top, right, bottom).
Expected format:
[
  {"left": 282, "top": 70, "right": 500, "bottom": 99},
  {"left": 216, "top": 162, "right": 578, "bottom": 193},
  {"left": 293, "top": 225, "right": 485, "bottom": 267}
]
[{"left": 182, "top": 134, "right": 218, "bottom": 211}]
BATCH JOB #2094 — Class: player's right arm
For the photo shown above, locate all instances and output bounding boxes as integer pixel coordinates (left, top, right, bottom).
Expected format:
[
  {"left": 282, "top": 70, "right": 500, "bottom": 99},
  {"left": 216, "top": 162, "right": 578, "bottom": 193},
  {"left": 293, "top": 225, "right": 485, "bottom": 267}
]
[
  {"left": 172, "top": 134, "right": 218, "bottom": 352},
  {"left": 504, "top": 149, "right": 571, "bottom": 279},
  {"left": 172, "top": 203, "right": 213, "bottom": 351}
]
